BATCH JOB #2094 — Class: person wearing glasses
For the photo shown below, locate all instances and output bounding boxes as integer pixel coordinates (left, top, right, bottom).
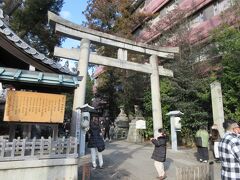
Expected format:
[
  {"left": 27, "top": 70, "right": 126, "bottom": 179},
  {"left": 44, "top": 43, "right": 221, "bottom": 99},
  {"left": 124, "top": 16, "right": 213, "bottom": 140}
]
[{"left": 218, "top": 120, "right": 240, "bottom": 179}]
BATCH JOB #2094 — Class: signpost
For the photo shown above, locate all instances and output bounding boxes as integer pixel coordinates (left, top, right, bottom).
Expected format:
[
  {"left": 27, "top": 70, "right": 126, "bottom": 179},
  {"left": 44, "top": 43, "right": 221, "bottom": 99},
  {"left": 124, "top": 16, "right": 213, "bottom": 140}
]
[
  {"left": 4, "top": 90, "right": 66, "bottom": 123},
  {"left": 136, "top": 120, "right": 146, "bottom": 129}
]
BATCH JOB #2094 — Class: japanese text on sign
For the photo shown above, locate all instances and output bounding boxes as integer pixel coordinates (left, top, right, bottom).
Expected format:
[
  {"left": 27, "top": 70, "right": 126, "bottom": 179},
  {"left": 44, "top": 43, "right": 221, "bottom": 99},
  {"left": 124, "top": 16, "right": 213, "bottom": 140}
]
[{"left": 4, "top": 91, "right": 66, "bottom": 123}]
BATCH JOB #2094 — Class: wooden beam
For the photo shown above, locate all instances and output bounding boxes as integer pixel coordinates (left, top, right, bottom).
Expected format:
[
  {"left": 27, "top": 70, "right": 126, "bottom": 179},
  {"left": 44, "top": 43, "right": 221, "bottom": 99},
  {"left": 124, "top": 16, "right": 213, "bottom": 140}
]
[{"left": 54, "top": 47, "right": 173, "bottom": 77}]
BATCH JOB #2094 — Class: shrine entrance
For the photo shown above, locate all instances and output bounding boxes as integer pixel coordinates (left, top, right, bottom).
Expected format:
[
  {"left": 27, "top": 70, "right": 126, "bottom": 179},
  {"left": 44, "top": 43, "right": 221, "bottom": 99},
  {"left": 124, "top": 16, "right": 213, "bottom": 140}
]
[{"left": 48, "top": 11, "right": 179, "bottom": 154}]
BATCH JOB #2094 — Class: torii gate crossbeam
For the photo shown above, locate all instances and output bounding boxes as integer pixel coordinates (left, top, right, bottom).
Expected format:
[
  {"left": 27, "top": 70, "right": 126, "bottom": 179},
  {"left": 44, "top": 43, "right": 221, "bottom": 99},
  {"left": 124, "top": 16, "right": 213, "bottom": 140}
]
[
  {"left": 54, "top": 47, "right": 173, "bottom": 77},
  {"left": 48, "top": 11, "right": 179, "bottom": 155}
]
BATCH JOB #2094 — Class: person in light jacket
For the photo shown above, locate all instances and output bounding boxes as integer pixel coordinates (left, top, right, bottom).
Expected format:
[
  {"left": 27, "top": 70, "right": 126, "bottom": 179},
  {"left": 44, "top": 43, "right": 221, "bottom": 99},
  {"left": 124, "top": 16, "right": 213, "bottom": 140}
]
[
  {"left": 151, "top": 128, "right": 167, "bottom": 180},
  {"left": 195, "top": 125, "right": 209, "bottom": 163}
]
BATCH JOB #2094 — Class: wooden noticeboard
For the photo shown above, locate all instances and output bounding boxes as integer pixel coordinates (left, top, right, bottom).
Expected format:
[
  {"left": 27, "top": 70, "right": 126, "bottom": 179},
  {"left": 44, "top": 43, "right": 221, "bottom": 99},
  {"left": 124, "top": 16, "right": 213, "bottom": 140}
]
[{"left": 4, "top": 90, "right": 66, "bottom": 123}]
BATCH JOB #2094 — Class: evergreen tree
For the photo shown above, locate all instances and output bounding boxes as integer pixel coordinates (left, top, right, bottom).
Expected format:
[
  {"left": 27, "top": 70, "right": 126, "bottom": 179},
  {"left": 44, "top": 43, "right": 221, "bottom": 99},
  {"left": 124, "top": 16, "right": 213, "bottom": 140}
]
[
  {"left": 213, "top": 26, "right": 240, "bottom": 121},
  {"left": 6, "top": 0, "right": 64, "bottom": 57}
]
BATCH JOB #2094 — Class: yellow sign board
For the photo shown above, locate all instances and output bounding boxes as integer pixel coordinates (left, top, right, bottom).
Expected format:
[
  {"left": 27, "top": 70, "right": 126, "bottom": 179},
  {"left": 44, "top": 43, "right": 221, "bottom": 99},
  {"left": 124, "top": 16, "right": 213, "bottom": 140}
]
[{"left": 4, "top": 91, "right": 66, "bottom": 123}]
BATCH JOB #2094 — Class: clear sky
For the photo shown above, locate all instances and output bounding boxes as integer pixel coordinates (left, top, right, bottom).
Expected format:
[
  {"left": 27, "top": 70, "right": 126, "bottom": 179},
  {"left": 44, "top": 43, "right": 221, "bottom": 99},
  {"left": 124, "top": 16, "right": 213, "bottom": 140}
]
[{"left": 60, "top": 0, "right": 88, "bottom": 49}]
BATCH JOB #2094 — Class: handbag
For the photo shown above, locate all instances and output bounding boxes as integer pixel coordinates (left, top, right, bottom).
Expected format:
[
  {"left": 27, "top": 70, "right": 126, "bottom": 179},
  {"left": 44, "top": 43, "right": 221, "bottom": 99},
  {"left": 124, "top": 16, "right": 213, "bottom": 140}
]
[
  {"left": 97, "top": 145, "right": 105, "bottom": 152},
  {"left": 97, "top": 136, "right": 105, "bottom": 152},
  {"left": 195, "top": 137, "right": 202, "bottom": 147}
]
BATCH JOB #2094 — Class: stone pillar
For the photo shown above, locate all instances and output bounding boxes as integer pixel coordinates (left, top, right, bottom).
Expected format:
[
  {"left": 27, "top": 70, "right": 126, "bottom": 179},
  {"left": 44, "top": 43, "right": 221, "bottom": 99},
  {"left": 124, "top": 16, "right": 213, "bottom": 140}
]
[
  {"left": 71, "top": 39, "right": 90, "bottom": 137},
  {"left": 150, "top": 55, "right": 162, "bottom": 138},
  {"left": 210, "top": 81, "right": 225, "bottom": 137},
  {"left": 170, "top": 116, "right": 177, "bottom": 151}
]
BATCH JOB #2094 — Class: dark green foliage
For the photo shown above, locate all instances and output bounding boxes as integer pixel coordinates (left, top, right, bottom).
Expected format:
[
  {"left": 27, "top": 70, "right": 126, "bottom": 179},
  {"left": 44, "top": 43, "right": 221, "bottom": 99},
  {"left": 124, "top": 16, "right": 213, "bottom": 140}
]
[
  {"left": 143, "top": 58, "right": 212, "bottom": 144},
  {"left": 85, "top": 74, "right": 94, "bottom": 105},
  {"left": 8, "top": 0, "right": 64, "bottom": 57},
  {"left": 212, "top": 26, "right": 240, "bottom": 121},
  {"left": 170, "top": 60, "right": 212, "bottom": 131},
  {"left": 95, "top": 67, "right": 120, "bottom": 119}
]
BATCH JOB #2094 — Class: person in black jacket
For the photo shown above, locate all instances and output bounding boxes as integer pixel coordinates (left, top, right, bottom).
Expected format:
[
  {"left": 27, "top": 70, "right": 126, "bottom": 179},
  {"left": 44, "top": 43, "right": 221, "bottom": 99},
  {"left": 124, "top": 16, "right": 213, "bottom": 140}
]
[
  {"left": 151, "top": 128, "right": 167, "bottom": 180},
  {"left": 87, "top": 116, "right": 105, "bottom": 169}
]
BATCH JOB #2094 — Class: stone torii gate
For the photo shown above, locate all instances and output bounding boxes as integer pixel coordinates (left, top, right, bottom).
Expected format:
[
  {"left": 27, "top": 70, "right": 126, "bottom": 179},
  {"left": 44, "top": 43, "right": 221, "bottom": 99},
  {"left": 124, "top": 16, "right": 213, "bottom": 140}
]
[{"left": 48, "top": 11, "right": 179, "bottom": 139}]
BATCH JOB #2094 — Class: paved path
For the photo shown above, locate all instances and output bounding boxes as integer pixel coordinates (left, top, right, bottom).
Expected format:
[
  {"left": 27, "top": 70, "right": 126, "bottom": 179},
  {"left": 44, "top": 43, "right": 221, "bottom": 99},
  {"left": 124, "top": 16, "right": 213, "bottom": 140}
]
[{"left": 84, "top": 140, "right": 221, "bottom": 180}]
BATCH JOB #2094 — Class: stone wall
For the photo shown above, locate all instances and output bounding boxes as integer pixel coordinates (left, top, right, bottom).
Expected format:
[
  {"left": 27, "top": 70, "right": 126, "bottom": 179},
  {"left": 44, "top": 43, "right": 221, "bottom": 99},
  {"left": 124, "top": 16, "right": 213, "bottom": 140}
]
[{"left": 0, "top": 158, "right": 78, "bottom": 180}]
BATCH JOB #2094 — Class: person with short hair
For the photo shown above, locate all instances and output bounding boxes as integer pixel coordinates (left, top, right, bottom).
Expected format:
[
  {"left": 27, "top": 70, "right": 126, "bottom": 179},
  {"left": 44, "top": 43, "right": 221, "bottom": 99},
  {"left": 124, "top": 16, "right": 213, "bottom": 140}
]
[
  {"left": 150, "top": 128, "right": 167, "bottom": 180},
  {"left": 218, "top": 119, "right": 240, "bottom": 179}
]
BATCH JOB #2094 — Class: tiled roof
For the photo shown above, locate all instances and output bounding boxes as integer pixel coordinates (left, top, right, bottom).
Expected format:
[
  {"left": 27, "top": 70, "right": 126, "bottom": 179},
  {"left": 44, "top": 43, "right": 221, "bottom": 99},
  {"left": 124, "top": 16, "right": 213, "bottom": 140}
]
[
  {"left": 0, "top": 67, "right": 80, "bottom": 88},
  {"left": 0, "top": 9, "right": 77, "bottom": 75}
]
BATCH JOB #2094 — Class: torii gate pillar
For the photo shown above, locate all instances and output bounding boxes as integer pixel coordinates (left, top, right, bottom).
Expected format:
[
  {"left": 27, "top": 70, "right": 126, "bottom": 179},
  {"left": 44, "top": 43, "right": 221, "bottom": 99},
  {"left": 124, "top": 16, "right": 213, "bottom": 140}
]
[
  {"left": 150, "top": 55, "right": 163, "bottom": 138},
  {"left": 71, "top": 39, "right": 90, "bottom": 137}
]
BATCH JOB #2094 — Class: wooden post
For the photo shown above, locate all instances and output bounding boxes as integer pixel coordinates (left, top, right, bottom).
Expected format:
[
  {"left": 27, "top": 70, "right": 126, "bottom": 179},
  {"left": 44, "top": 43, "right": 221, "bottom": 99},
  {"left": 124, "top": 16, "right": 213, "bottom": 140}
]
[{"left": 9, "top": 124, "right": 16, "bottom": 141}]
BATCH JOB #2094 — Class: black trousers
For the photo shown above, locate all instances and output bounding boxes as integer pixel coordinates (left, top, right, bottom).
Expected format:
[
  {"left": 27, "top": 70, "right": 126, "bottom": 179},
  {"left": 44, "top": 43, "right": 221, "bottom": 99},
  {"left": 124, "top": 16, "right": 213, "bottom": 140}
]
[
  {"left": 104, "top": 128, "right": 110, "bottom": 140},
  {"left": 197, "top": 147, "right": 209, "bottom": 161}
]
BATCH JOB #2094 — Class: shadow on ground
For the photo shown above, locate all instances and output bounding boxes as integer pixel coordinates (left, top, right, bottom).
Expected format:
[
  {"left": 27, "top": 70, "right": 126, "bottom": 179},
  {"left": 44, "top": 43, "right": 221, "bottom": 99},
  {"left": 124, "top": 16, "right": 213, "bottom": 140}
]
[
  {"left": 89, "top": 141, "right": 148, "bottom": 179},
  {"left": 87, "top": 141, "right": 174, "bottom": 180}
]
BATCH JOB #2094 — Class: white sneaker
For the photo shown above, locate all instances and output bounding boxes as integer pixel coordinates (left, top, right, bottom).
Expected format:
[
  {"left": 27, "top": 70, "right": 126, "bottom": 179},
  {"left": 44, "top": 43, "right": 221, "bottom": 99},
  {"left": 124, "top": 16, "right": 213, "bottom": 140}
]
[
  {"left": 203, "top": 160, "right": 208, "bottom": 163},
  {"left": 92, "top": 162, "right": 97, "bottom": 169}
]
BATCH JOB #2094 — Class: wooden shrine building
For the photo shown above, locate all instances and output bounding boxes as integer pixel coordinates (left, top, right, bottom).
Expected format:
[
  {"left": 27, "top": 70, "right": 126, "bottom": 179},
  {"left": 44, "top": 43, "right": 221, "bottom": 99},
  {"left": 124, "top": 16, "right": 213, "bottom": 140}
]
[{"left": 0, "top": 8, "right": 81, "bottom": 140}]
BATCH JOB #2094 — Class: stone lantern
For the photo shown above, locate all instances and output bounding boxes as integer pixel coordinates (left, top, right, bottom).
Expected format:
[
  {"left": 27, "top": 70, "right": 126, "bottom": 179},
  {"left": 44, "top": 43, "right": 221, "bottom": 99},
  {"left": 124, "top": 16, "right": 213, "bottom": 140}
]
[
  {"left": 76, "top": 104, "right": 96, "bottom": 156},
  {"left": 166, "top": 110, "right": 183, "bottom": 151},
  {"left": 127, "top": 105, "right": 146, "bottom": 143},
  {"left": 114, "top": 105, "right": 129, "bottom": 139}
]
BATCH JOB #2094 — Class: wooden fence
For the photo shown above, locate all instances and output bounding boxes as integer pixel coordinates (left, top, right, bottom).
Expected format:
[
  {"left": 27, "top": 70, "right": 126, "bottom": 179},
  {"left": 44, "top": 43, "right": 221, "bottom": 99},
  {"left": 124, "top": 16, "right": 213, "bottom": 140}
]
[{"left": 0, "top": 137, "right": 78, "bottom": 161}]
